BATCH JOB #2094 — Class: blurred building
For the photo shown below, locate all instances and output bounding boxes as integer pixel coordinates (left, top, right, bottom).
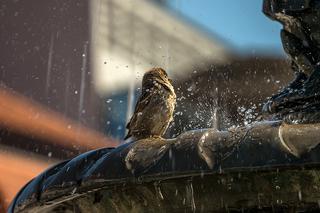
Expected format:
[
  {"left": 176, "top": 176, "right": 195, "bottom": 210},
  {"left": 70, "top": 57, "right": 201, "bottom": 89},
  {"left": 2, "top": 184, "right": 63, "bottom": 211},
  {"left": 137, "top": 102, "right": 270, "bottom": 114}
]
[
  {"left": 90, "top": 0, "right": 230, "bottom": 138},
  {"left": 0, "top": 0, "right": 291, "bottom": 211},
  {"left": 89, "top": 0, "right": 291, "bottom": 137}
]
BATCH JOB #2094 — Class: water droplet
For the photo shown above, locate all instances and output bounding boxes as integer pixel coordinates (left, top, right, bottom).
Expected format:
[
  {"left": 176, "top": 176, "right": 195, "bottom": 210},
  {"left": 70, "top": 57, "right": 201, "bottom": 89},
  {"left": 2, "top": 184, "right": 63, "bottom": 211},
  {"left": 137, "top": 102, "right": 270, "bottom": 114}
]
[
  {"left": 71, "top": 187, "right": 77, "bottom": 194},
  {"left": 154, "top": 183, "right": 164, "bottom": 200},
  {"left": 298, "top": 190, "right": 302, "bottom": 201}
]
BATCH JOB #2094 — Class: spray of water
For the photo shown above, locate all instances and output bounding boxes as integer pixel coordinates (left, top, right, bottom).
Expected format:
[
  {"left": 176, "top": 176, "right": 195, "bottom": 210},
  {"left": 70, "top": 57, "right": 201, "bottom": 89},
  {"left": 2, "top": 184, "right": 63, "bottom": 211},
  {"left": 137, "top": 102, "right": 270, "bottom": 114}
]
[
  {"left": 45, "top": 33, "right": 54, "bottom": 98},
  {"left": 125, "top": 3, "right": 136, "bottom": 140},
  {"left": 126, "top": 70, "right": 135, "bottom": 128},
  {"left": 78, "top": 41, "right": 88, "bottom": 120},
  {"left": 64, "top": 64, "right": 71, "bottom": 115}
]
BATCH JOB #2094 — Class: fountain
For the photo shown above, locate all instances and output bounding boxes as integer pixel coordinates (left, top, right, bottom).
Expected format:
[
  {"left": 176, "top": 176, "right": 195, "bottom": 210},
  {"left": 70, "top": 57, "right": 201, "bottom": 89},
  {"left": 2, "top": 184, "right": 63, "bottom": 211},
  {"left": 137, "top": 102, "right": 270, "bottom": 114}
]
[{"left": 9, "top": 0, "right": 320, "bottom": 212}]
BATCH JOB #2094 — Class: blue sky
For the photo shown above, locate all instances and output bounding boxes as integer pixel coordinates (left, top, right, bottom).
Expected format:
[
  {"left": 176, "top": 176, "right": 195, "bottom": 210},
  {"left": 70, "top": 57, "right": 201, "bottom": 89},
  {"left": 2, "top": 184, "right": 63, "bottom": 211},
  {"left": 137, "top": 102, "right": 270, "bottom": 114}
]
[{"left": 167, "top": 0, "right": 284, "bottom": 55}]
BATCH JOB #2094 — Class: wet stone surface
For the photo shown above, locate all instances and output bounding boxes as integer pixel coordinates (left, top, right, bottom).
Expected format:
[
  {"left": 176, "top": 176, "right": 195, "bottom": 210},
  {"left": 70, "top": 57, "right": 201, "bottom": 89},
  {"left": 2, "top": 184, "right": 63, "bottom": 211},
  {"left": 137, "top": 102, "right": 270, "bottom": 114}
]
[{"left": 9, "top": 121, "right": 320, "bottom": 212}]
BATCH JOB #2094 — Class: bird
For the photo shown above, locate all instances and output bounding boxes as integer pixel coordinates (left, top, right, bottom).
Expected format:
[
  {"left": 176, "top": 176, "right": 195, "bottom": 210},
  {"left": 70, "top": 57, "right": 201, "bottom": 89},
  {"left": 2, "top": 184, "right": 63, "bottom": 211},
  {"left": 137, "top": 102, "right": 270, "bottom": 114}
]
[{"left": 124, "top": 67, "right": 176, "bottom": 140}]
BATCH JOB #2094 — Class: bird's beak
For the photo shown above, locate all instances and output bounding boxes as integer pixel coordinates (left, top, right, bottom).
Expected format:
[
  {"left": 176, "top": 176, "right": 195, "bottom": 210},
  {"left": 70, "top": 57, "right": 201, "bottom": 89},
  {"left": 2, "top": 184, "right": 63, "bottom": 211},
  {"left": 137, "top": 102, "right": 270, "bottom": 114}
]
[{"left": 169, "top": 78, "right": 173, "bottom": 84}]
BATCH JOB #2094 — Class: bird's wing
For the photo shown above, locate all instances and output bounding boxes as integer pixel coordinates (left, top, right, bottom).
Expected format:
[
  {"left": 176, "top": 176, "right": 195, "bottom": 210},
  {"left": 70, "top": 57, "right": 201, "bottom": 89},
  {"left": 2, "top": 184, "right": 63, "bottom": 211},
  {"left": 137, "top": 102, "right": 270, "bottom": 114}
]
[
  {"left": 126, "top": 92, "right": 152, "bottom": 131},
  {"left": 125, "top": 90, "right": 154, "bottom": 140}
]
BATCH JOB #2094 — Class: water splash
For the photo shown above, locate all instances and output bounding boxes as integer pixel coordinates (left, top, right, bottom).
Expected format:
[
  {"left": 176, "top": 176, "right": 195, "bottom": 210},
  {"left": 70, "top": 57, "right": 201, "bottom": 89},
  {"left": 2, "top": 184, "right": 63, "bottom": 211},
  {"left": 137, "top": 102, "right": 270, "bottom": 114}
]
[
  {"left": 186, "top": 181, "right": 196, "bottom": 212},
  {"left": 165, "top": 42, "right": 170, "bottom": 71},
  {"left": 78, "top": 41, "right": 88, "bottom": 120},
  {"left": 212, "top": 107, "right": 221, "bottom": 130},
  {"left": 126, "top": 68, "right": 135, "bottom": 134},
  {"left": 298, "top": 190, "right": 302, "bottom": 201},
  {"left": 154, "top": 182, "right": 164, "bottom": 200},
  {"left": 64, "top": 64, "right": 71, "bottom": 115},
  {"left": 237, "top": 104, "right": 258, "bottom": 126},
  {"left": 45, "top": 33, "right": 54, "bottom": 98}
]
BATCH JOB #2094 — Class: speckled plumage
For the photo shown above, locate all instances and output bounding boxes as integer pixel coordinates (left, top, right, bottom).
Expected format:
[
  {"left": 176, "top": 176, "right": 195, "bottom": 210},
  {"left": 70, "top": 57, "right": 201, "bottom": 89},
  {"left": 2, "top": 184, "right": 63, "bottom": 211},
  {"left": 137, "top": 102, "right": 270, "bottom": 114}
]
[{"left": 124, "top": 68, "right": 176, "bottom": 140}]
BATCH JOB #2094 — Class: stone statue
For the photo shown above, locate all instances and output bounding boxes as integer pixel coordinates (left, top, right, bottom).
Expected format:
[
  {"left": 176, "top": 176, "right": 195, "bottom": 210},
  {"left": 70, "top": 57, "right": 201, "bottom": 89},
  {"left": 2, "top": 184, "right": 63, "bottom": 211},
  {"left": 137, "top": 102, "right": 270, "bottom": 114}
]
[{"left": 262, "top": 0, "right": 320, "bottom": 124}]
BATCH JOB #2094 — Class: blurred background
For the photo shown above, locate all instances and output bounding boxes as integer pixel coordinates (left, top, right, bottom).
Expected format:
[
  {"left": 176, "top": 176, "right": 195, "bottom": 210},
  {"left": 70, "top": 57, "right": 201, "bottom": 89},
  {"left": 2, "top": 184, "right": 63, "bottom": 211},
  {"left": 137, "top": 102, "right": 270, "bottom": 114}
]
[{"left": 0, "top": 0, "right": 292, "bottom": 211}]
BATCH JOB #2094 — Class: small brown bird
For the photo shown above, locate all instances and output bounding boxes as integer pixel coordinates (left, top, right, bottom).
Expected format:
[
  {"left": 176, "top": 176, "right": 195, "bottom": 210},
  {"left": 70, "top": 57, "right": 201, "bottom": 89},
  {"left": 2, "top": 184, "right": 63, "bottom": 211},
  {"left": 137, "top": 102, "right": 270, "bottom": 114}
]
[{"left": 124, "top": 67, "right": 176, "bottom": 140}]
